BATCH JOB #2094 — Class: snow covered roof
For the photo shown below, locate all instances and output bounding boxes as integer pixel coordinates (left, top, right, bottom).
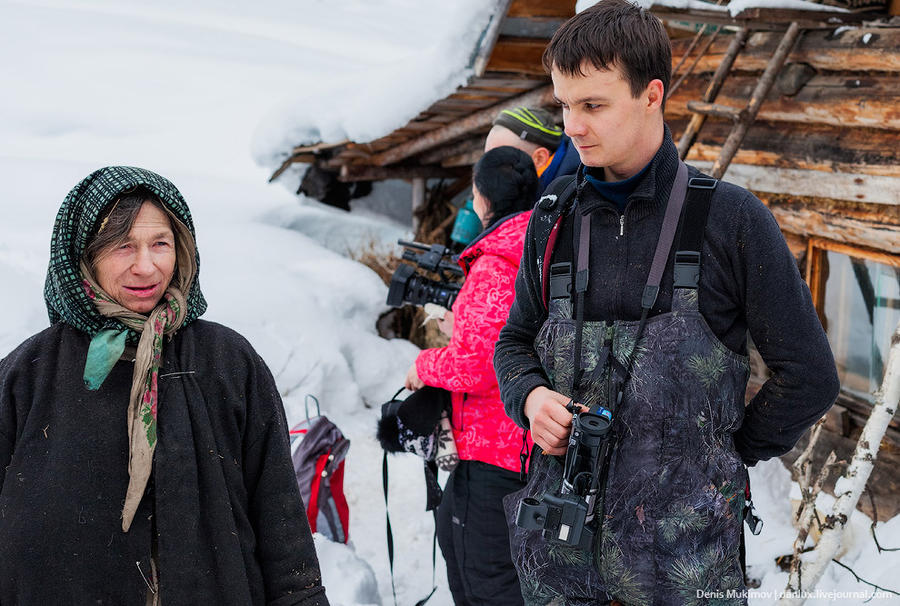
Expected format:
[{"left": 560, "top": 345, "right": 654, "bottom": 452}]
[{"left": 256, "top": 0, "right": 895, "bottom": 200}]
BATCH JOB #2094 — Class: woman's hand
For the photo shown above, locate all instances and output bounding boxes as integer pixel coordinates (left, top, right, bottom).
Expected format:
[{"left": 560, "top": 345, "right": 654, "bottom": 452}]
[
  {"left": 437, "top": 311, "right": 454, "bottom": 338},
  {"left": 405, "top": 362, "right": 425, "bottom": 391}
]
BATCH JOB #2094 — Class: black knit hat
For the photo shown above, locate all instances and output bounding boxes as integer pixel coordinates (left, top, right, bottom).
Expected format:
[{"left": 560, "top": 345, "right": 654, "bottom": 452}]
[{"left": 492, "top": 106, "right": 563, "bottom": 150}]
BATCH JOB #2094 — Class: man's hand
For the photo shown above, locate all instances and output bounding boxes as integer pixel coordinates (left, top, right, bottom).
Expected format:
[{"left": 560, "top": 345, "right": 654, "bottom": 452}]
[
  {"left": 405, "top": 362, "right": 425, "bottom": 391},
  {"left": 524, "top": 386, "right": 577, "bottom": 455}
]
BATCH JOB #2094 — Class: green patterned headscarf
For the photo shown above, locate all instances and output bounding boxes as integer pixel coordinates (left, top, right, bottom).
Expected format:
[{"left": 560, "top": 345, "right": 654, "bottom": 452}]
[
  {"left": 44, "top": 166, "right": 207, "bottom": 531},
  {"left": 45, "top": 165, "right": 207, "bottom": 331}
]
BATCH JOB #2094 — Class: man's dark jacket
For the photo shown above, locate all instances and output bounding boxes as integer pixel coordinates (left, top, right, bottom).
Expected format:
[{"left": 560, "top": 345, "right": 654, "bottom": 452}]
[
  {"left": 0, "top": 320, "right": 328, "bottom": 605},
  {"left": 494, "top": 129, "right": 839, "bottom": 466}
]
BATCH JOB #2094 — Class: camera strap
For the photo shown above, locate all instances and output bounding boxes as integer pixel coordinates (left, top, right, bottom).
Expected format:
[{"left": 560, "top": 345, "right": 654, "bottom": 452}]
[{"left": 570, "top": 161, "right": 689, "bottom": 403}]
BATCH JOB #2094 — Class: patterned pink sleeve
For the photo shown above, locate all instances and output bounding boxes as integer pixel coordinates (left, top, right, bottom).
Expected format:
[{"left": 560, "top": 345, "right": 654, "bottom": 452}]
[{"left": 416, "top": 256, "right": 517, "bottom": 394}]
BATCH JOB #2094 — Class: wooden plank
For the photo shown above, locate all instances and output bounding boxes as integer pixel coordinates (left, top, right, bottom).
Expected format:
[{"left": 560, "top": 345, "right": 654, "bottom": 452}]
[
  {"left": 666, "top": 74, "right": 900, "bottom": 130},
  {"left": 672, "top": 27, "right": 900, "bottom": 75},
  {"left": 671, "top": 120, "right": 900, "bottom": 177},
  {"left": 485, "top": 37, "right": 549, "bottom": 76},
  {"left": 710, "top": 21, "right": 802, "bottom": 179},
  {"left": 649, "top": 5, "right": 875, "bottom": 30},
  {"left": 761, "top": 195, "right": 900, "bottom": 253},
  {"left": 368, "top": 85, "right": 554, "bottom": 166},
  {"left": 418, "top": 137, "right": 486, "bottom": 165},
  {"left": 442, "top": 148, "right": 484, "bottom": 168},
  {"left": 474, "top": 0, "right": 512, "bottom": 77},
  {"left": 507, "top": 0, "right": 575, "bottom": 19},
  {"left": 426, "top": 98, "right": 498, "bottom": 112},
  {"left": 499, "top": 16, "right": 566, "bottom": 39},
  {"left": 691, "top": 161, "right": 900, "bottom": 206},
  {"left": 338, "top": 164, "right": 467, "bottom": 183},
  {"left": 469, "top": 76, "right": 547, "bottom": 89}
]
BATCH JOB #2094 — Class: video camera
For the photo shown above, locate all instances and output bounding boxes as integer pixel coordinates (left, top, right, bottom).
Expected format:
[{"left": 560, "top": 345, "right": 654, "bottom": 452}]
[
  {"left": 386, "top": 240, "right": 463, "bottom": 309},
  {"left": 515, "top": 406, "right": 613, "bottom": 551}
]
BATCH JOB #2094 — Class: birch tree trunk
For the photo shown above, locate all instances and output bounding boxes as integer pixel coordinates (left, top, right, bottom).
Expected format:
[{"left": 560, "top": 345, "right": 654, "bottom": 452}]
[{"left": 777, "top": 318, "right": 900, "bottom": 605}]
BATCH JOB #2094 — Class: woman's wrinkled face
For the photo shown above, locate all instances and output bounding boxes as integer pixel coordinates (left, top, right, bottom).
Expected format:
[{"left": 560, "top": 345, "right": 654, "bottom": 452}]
[{"left": 94, "top": 202, "right": 176, "bottom": 314}]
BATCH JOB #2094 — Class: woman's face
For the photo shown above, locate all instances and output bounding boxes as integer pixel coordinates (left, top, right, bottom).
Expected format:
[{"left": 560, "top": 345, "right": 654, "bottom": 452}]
[
  {"left": 94, "top": 201, "right": 176, "bottom": 314},
  {"left": 472, "top": 184, "right": 490, "bottom": 227}
]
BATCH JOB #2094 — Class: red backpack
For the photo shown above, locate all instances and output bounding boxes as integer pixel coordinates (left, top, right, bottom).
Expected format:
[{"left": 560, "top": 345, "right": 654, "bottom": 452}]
[{"left": 290, "top": 395, "right": 350, "bottom": 543}]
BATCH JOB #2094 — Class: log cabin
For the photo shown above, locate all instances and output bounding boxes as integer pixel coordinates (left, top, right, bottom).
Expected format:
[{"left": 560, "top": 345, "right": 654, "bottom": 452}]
[{"left": 270, "top": 0, "right": 900, "bottom": 518}]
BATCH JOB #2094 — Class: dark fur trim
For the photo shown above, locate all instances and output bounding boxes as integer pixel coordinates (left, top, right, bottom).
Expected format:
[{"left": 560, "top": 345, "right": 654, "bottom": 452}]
[{"left": 376, "top": 414, "right": 404, "bottom": 453}]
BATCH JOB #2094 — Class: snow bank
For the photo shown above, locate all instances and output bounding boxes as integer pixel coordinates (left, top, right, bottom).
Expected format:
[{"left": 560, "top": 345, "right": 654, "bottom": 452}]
[{"left": 250, "top": 0, "right": 500, "bottom": 172}]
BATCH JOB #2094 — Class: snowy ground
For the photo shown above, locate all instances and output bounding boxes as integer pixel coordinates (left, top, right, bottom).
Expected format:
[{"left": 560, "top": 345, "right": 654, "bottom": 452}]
[{"left": 1, "top": 1, "right": 898, "bottom": 605}]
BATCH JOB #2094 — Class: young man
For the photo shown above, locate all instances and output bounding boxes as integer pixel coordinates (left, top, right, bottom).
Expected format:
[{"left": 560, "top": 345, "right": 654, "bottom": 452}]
[
  {"left": 485, "top": 106, "right": 581, "bottom": 196},
  {"left": 493, "top": 2, "right": 839, "bottom": 603}
]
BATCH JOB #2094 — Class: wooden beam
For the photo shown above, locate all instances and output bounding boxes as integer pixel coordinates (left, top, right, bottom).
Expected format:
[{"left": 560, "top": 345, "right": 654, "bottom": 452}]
[
  {"left": 499, "top": 17, "right": 566, "bottom": 39},
  {"left": 473, "top": 0, "right": 512, "bottom": 77},
  {"left": 442, "top": 148, "right": 483, "bottom": 168},
  {"left": 666, "top": 74, "right": 900, "bottom": 131},
  {"left": 686, "top": 101, "right": 746, "bottom": 122},
  {"left": 711, "top": 21, "right": 801, "bottom": 179},
  {"left": 338, "top": 164, "right": 467, "bottom": 183},
  {"left": 692, "top": 161, "right": 900, "bottom": 206},
  {"left": 768, "top": 196, "right": 900, "bottom": 255},
  {"left": 485, "top": 37, "right": 549, "bottom": 76},
  {"left": 368, "top": 85, "right": 554, "bottom": 167},
  {"left": 650, "top": 5, "right": 875, "bottom": 30},
  {"left": 671, "top": 28, "right": 900, "bottom": 74},
  {"left": 418, "top": 138, "right": 485, "bottom": 165},
  {"left": 507, "top": 0, "right": 575, "bottom": 19}
]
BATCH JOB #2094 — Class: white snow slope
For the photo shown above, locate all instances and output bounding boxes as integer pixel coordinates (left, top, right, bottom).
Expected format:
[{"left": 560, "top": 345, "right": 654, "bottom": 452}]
[{"left": 0, "top": 2, "right": 897, "bottom": 605}]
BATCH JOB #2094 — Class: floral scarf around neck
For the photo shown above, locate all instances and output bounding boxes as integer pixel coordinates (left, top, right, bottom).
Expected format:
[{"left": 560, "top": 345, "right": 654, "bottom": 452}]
[{"left": 44, "top": 166, "right": 207, "bottom": 532}]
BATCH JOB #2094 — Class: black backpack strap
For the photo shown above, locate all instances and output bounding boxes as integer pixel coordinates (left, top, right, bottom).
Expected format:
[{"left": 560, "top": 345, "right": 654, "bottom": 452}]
[
  {"left": 537, "top": 175, "right": 578, "bottom": 309},
  {"left": 383, "top": 452, "right": 398, "bottom": 606},
  {"left": 673, "top": 175, "right": 717, "bottom": 290},
  {"left": 383, "top": 451, "right": 441, "bottom": 606}
]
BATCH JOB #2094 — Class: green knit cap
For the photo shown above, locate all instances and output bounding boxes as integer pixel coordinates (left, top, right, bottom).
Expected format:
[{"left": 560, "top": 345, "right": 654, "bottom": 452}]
[
  {"left": 492, "top": 106, "right": 563, "bottom": 150},
  {"left": 44, "top": 166, "right": 207, "bottom": 336}
]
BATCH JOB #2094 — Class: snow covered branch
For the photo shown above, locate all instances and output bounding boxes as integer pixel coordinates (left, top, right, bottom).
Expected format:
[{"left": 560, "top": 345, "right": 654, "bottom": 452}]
[{"left": 778, "top": 319, "right": 900, "bottom": 605}]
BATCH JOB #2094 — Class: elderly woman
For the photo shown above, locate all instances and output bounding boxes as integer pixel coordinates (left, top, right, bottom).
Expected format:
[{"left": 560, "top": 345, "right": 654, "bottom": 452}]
[
  {"left": 404, "top": 146, "right": 538, "bottom": 606},
  {"left": 0, "top": 167, "right": 328, "bottom": 605}
]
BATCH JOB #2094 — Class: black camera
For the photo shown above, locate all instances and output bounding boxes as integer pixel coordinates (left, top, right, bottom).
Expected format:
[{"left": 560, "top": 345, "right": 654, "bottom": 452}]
[
  {"left": 515, "top": 407, "right": 613, "bottom": 551},
  {"left": 386, "top": 240, "right": 463, "bottom": 309}
]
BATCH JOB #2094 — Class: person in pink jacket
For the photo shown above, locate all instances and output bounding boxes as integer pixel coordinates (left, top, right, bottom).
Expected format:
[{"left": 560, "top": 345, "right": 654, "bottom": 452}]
[{"left": 404, "top": 146, "right": 538, "bottom": 606}]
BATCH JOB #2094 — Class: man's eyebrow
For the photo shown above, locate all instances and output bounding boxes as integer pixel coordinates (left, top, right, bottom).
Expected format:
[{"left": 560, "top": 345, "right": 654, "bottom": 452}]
[
  {"left": 150, "top": 231, "right": 174, "bottom": 240},
  {"left": 553, "top": 94, "right": 608, "bottom": 105}
]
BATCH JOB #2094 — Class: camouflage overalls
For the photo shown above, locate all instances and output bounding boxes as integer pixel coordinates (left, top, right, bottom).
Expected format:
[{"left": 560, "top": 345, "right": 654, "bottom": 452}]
[{"left": 504, "top": 174, "right": 750, "bottom": 606}]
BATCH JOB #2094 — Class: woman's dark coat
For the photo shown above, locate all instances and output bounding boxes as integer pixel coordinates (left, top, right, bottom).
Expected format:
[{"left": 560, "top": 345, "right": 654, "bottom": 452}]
[{"left": 0, "top": 319, "right": 328, "bottom": 605}]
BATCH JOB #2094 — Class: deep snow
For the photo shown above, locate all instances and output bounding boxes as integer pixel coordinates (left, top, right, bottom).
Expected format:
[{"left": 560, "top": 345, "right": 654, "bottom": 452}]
[{"left": 1, "top": 1, "right": 897, "bottom": 605}]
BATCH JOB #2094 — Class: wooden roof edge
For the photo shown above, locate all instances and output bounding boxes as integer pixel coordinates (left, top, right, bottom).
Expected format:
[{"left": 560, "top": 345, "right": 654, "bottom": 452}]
[{"left": 649, "top": 4, "right": 892, "bottom": 30}]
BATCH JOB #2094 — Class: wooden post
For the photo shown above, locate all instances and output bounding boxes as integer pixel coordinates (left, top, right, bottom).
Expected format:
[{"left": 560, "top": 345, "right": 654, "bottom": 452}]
[
  {"left": 411, "top": 178, "right": 426, "bottom": 233},
  {"left": 711, "top": 22, "right": 801, "bottom": 179},
  {"left": 677, "top": 27, "right": 750, "bottom": 159}
]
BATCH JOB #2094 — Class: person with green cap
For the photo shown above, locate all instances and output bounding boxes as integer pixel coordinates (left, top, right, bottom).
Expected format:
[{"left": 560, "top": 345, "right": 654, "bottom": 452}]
[
  {"left": 485, "top": 106, "right": 581, "bottom": 196},
  {"left": 0, "top": 166, "right": 329, "bottom": 605}
]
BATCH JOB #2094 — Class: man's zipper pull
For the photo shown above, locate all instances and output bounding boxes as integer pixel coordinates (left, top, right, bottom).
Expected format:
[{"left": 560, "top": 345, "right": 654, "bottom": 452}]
[{"left": 619, "top": 214, "right": 625, "bottom": 236}]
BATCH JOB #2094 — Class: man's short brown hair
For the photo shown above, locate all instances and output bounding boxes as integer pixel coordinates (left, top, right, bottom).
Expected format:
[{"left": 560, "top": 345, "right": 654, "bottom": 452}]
[{"left": 542, "top": 0, "right": 672, "bottom": 104}]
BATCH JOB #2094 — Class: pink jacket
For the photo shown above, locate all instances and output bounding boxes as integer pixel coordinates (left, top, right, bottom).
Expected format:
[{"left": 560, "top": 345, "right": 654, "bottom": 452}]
[{"left": 416, "top": 211, "right": 533, "bottom": 472}]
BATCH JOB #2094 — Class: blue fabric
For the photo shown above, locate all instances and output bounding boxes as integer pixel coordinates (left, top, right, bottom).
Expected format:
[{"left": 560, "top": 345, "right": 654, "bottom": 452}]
[
  {"left": 538, "top": 135, "right": 580, "bottom": 196},
  {"left": 83, "top": 328, "right": 128, "bottom": 390},
  {"left": 584, "top": 160, "right": 652, "bottom": 213}
]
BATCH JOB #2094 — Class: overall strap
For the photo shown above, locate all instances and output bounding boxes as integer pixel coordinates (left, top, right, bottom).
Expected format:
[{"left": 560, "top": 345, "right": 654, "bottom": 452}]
[
  {"left": 570, "top": 161, "right": 689, "bottom": 400},
  {"left": 673, "top": 175, "right": 717, "bottom": 301},
  {"left": 540, "top": 176, "right": 579, "bottom": 309}
]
